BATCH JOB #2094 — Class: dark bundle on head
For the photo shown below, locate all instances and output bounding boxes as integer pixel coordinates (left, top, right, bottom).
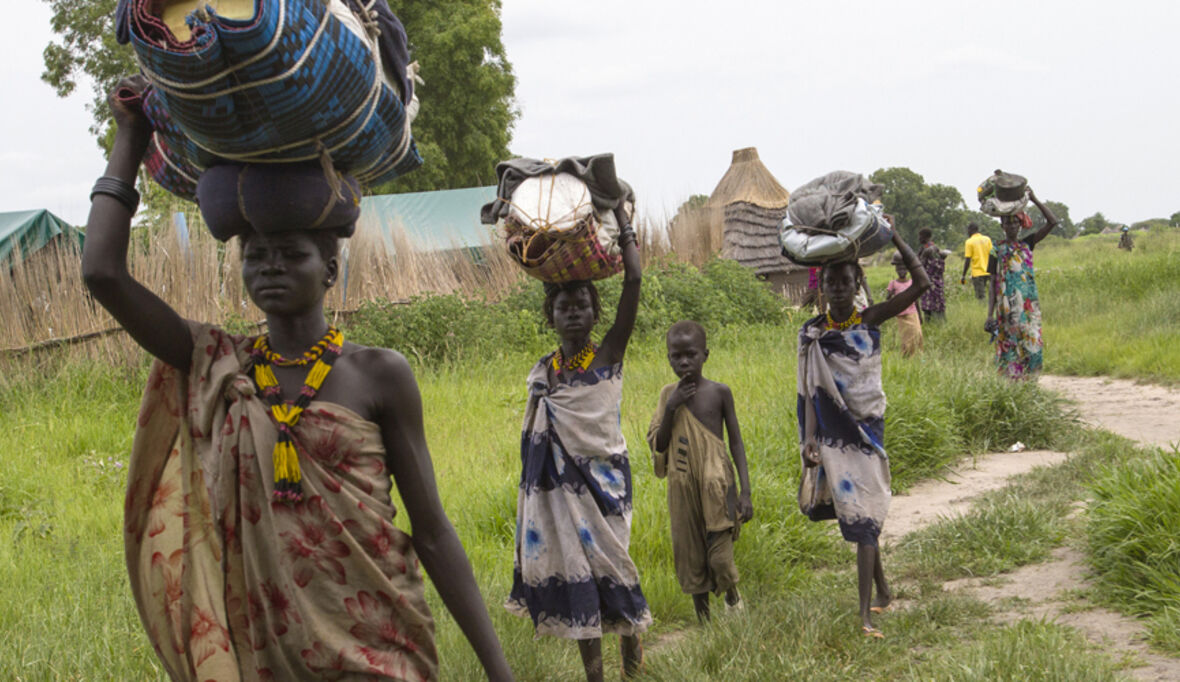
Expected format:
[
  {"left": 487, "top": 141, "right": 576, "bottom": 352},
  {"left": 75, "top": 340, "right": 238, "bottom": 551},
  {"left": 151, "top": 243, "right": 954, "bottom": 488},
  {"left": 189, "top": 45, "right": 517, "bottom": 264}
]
[
  {"left": 543, "top": 280, "right": 601, "bottom": 324},
  {"left": 918, "top": 228, "right": 933, "bottom": 243},
  {"left": 197, "top": 163, "right": 362, "bottom": 242},
  {"left": 666, "top": 320, "right": 707, "bottom": 347},
  {"left": 890, "top": 251, "right": 904, "bottom": 265}
]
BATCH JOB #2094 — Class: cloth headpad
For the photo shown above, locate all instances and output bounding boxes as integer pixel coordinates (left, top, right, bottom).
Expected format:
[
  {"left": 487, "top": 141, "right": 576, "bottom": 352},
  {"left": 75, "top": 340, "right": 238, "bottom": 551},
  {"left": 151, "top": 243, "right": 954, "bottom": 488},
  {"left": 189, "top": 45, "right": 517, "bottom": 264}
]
[{"left": 196, "top": 163, "right": 361, "bottom": 241}]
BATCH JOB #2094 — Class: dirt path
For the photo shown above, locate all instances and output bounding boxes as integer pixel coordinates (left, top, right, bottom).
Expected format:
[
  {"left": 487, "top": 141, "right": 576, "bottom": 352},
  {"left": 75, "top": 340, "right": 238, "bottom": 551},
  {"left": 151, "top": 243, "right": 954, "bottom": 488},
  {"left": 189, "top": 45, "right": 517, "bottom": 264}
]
[
  {"left": 885, "top": 375, "right": 1180, "bottom": 680},
  {"left": 1041, "top": 374, "right": 1180, "bottom": 449},
  {"left": 882, "top": 449, "right": 1069, "bottom": 544}
]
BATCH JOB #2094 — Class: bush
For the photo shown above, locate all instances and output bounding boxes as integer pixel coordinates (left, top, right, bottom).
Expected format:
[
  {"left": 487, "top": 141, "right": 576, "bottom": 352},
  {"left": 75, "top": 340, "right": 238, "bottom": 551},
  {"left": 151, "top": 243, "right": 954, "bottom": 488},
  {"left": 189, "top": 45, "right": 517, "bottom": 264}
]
[{"left": 345, "top": 258, "right": 790, "bottom": 365}]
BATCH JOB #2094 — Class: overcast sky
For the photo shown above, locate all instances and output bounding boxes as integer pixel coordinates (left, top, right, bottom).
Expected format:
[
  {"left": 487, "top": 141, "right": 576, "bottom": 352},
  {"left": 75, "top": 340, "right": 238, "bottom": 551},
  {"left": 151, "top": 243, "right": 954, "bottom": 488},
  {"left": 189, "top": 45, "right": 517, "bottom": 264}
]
[{"left": 3, "top": 0, "right": 1177, "bottom": 227}]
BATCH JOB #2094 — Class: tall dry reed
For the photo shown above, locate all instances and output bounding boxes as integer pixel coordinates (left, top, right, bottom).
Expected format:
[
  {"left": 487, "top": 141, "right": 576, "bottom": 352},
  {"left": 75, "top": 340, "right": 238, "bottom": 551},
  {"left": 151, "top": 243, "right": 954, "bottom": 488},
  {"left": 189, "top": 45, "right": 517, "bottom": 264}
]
[{"left": 0, "top": 201, "right": 715, "bottom": 372}]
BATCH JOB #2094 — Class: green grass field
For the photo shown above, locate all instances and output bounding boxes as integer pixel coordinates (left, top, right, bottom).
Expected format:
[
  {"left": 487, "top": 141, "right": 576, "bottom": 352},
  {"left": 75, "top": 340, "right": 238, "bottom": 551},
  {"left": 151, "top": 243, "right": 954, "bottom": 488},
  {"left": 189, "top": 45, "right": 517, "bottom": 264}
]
[{"left": 2, "top": 231, "right": 1178, "bottom": 679}]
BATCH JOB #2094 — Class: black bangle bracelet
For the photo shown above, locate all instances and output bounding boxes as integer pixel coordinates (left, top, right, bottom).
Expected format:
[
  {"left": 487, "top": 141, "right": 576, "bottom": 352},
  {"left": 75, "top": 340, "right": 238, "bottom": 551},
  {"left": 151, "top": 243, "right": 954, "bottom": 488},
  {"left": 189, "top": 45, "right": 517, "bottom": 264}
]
[{"left": 90, "top": 176, "right": 140, "bottom": 215}]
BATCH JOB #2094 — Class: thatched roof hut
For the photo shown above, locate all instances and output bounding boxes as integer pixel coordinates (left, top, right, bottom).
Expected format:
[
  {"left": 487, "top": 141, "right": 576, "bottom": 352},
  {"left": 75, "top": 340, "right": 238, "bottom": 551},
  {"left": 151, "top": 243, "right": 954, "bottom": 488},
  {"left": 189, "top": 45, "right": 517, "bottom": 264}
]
[
  {"left": 706, "top": 147, "right": 791, "bottom": 212},
  {"left": 705, "top": 148, "right": 807, "bottom": 300}
]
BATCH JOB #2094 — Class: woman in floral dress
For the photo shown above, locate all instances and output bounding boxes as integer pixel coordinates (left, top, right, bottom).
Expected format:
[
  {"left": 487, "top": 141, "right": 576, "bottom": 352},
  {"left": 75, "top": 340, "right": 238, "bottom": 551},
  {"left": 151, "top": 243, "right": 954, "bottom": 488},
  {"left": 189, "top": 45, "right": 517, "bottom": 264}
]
[
  {"left": 986, "top": 188, "right": 1059, "bottom": 380},
  {"left": 917, "top": 228, "right": 947, "bottom": 321}
]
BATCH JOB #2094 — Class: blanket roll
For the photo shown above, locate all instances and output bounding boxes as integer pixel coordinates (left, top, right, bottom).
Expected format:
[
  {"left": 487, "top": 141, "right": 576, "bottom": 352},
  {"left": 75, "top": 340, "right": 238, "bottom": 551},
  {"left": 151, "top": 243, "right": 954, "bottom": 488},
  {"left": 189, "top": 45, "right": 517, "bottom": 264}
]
[{"left": 116, "top": 0, "right": 421, "bottom": 201}]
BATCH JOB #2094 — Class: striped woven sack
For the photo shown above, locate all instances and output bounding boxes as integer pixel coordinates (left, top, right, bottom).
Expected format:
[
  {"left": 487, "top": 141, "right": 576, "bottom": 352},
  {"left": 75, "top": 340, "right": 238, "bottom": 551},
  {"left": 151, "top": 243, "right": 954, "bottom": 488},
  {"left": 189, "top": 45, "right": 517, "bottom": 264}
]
[
  {"left": 116, "top": 0, "right": 421, "bottom": 201},
  {"left": 503, "top": 217, "right": 623, "bottom": 283}
]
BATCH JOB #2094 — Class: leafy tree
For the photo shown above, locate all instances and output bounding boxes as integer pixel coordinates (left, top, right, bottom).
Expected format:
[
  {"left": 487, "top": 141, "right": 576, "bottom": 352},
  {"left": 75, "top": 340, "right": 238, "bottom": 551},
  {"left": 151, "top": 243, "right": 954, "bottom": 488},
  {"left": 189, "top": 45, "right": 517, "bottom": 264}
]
[
  {"left": 1170, "top": 211, "right": 1180, "bottom": 228},
  {"left": 41, "top": 0, "right": 517, "bottom": 193},
  {"left": 1027, "top": 200, "right": 1076, "bottom": 238},
  {"left": 1077, "top": 212, "right": 1111, "bottom": 236},
  {"left": 375, "top": 0, "right": 517, "bottom": 193},
  {"left": 869, "top": 167, "right": 969, "bottom": 246},
  {"left": 41, "top": 0, "right": 132, "bottom": 148}
]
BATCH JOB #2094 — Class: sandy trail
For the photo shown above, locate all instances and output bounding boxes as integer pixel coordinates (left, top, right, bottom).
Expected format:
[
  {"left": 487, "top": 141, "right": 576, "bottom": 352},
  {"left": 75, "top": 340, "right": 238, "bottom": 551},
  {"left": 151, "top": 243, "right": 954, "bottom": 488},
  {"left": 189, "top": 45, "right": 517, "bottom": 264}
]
[
  {"left": 883, "top": 449, "right": 1069, "bottom": 544},
  {"left": 893, "top": 374, "right": 1180, "bottom": 681},
  {"left": 943, "top": 545, "right": 1179, "bottom": 681},
  {"left": 1040, "top": 374, "right": 1180, "bottom": 449}
]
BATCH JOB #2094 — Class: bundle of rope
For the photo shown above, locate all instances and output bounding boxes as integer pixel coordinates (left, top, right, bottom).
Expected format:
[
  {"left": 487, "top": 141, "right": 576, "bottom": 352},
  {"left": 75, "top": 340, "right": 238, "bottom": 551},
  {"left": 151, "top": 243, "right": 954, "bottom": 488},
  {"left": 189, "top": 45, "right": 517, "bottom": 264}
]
[{"left": 115, "top": 0, "right": 421, "bottom": 202}]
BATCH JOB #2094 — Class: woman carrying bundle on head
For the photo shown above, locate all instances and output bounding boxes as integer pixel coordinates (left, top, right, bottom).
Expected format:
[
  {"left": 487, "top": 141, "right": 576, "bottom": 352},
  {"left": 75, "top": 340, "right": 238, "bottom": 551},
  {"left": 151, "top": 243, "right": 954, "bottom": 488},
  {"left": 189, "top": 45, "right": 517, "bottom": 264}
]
[
  {"left": 504, "top": 206, "right": 651, "bottom": 681},
  {"left": 986, "top": 187, "right": 1059, "bottom": 381},
  {"left": 83, "top": 77, "right": 511, "bottom": 681},
  {"left": 796, "top": 229, "right": 930, "bottom": 639}
]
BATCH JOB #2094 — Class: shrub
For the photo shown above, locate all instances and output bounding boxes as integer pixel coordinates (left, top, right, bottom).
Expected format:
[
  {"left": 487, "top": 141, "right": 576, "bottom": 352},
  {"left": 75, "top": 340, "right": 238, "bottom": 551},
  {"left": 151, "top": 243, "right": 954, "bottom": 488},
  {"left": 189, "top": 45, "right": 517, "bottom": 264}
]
[{"left": 345, "top": 257, "right": 790, "bottom": 366}]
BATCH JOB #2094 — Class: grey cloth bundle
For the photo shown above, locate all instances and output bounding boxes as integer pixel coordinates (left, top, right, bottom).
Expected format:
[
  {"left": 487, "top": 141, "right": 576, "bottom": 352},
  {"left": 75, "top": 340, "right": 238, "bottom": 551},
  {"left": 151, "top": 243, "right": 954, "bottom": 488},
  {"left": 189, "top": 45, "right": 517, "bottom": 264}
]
[
  {"left": 779, "top": 171, "right": 892, "bottom": 265},
  {"left": 787, "top": 171, "right": 884, "bottom": 232}
]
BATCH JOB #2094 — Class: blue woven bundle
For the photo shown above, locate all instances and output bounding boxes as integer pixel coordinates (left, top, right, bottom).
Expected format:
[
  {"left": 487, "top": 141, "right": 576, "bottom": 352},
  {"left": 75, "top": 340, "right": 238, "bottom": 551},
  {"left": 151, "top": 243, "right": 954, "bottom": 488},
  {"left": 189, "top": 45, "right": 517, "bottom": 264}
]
[{"left": 116, "top": 0, "right": 421, "bottom": 201}]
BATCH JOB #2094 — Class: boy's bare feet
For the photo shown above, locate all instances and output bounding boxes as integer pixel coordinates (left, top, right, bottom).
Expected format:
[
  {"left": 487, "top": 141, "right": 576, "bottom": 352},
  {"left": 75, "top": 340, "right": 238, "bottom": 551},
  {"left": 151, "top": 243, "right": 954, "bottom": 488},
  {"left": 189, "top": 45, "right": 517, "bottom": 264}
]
[
  {"left": 692, "top": 593, "right": 710, "bottom": 622},
  {"left": 724, "top": 586, "right": 742, "bottom": 610}
]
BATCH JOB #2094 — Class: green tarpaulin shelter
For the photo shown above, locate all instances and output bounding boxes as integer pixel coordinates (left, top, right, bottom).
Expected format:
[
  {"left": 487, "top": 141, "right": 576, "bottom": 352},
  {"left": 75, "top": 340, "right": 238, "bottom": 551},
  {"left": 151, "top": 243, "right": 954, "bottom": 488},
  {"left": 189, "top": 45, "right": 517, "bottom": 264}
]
[
  {"left": 359, "top": 186, "right": 497, "bottom": 252},
  {"left": 0, "top": 209, "right": 82, "bottom": 264}
]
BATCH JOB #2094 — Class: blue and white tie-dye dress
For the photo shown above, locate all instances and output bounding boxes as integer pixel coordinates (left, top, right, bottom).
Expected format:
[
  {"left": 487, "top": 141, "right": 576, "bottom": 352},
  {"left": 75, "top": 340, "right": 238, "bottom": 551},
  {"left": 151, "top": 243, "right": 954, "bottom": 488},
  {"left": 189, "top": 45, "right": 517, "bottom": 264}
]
[
  {"left": 506, "top": 358, "right": 652, "bottom": 639},
  {"left": 796, "top": 316, "right": 891, "bottom": 546}
]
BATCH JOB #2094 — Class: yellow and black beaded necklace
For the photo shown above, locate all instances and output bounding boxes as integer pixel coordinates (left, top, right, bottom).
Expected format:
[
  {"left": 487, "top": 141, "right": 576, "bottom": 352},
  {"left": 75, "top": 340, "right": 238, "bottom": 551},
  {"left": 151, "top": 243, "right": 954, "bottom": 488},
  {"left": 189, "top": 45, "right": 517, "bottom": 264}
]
[
  {"left": 825, "top": 309, "right": 862, "bottom": 331},
  {"left": 552, "top": 341, "right": 597, "bottom": 374},
  {"left": 250, "top": 326, "right": 343, "bottom": 503}
]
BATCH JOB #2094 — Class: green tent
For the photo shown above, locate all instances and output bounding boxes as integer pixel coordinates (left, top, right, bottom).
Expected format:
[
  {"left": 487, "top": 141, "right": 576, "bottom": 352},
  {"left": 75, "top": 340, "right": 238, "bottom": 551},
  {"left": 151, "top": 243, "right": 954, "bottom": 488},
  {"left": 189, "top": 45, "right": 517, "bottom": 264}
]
[
  {"left": 0, "top": 209, "right": 82, "bottom": 264},
  {"left": 359, "top": 186, "right": 497, "bottom": 252}
]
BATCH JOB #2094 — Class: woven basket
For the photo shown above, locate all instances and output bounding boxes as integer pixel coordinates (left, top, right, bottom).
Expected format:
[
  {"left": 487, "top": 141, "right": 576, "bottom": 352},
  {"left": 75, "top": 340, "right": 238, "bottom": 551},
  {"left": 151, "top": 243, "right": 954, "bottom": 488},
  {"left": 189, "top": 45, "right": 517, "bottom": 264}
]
[{"left": 503, "top": 216, "right": 623, "bottom": 283}]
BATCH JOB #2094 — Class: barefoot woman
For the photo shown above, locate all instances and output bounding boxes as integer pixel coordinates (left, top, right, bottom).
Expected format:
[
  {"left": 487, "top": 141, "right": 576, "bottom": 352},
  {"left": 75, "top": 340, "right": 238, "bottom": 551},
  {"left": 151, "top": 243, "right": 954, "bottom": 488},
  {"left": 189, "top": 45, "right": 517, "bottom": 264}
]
[
  {"left": 83, "top": 78, "right": 511, "bottom": 681},
  {"left": 797, "top": 229, "right": 930, "bottom": 638},
  {"left": 506, "top": 208, "right": 650, "bottom": 681}
]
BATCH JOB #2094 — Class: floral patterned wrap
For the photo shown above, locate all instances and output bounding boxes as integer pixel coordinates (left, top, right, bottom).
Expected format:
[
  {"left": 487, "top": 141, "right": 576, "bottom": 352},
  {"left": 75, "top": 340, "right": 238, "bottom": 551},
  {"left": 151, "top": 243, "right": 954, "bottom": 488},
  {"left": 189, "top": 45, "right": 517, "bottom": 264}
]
[
  {"left": 919, "top": 243, "right": 946, "bottom": 314},
  {"left": 506, "top": 359, "right": 652, "bottom": 639},
  {"left": 125, "top": 323, "right": 438, "bottom": 681},
  {"left": 992, "top": 240, "right": 1043, "bottom": 379},
  {"left": 795, "top": 316, "right": 891, "bottom": 546}
]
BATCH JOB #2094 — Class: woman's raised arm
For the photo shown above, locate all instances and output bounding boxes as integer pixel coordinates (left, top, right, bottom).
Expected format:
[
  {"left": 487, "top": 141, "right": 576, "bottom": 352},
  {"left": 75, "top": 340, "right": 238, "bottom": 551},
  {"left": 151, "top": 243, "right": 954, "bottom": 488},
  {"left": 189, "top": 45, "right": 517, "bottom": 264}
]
[
  {"left": 599, "top": 205, "right": 641, "bottom": 363},
  {"left": 81, "top": 77, "right": 193, "bottom": 371}
]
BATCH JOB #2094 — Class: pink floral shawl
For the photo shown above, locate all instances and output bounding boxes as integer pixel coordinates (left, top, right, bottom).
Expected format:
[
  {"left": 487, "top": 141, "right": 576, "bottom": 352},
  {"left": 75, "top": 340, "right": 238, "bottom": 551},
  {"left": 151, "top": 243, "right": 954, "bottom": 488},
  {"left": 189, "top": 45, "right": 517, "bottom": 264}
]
[{"left": 125, "top": 323, "right": 438, "bottom": 681}]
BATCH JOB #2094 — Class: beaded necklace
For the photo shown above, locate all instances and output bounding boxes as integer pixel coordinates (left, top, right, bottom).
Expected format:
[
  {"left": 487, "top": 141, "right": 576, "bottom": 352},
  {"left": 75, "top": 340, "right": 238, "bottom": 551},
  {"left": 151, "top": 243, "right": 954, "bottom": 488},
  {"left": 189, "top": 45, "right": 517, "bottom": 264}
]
[
  {"left": 825, "top": 310, "right": 862, "bottom": 331},
  {"left": 551, "top": 341, "right": 597, "bottom": 374},
  {"left": 251, "top": 326, "right": 343, "bottom": 503}
]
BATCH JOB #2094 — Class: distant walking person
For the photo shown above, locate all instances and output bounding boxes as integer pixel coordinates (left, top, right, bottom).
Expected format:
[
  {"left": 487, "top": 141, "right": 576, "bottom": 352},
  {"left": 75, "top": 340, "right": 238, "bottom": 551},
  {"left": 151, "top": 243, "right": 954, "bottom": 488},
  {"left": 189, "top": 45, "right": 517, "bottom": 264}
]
[
  {"left": 960, "top": 223, "right": 993, "bottom": 300},
  {"left": 986, "top": 188, "right": 1059, "bottom": 380},
  {"left": 1118, "top": 226, "right": 1134, "bottom": 251},
  {"left": 917, "top": 228, "right": 947, "bottom": 321},
  {"left": 886, "top": 252, "right": 924, "bottom": 356}
]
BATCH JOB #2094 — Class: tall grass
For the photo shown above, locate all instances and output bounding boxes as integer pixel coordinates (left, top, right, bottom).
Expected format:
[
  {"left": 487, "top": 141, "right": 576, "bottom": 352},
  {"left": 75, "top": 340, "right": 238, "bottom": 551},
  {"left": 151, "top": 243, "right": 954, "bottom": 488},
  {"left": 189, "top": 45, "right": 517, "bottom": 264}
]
[
  {"left": 0, "top": 278, "right": 1079, "bottom": 679},
  {"left": 1086, "top": 444, "right": 1180, "bottom": 654}
]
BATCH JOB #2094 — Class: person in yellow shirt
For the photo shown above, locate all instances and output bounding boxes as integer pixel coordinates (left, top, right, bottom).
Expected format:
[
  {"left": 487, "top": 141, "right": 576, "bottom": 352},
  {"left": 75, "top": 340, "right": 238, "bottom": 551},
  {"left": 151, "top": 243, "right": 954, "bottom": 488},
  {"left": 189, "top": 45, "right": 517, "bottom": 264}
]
[{"left": 959, "top": 223, "right": 993, "bottom": 300}]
